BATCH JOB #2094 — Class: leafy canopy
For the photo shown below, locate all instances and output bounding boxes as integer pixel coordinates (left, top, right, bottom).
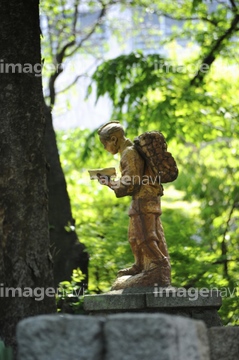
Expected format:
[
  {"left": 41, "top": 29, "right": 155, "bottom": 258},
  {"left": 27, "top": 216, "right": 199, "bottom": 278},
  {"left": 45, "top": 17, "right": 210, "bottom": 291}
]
[
  {"left": 43, "top": 0, "right": 239, "bottom": 324},
  {"left": 86, "top": 0, "right": 239, "bottom": 324}
]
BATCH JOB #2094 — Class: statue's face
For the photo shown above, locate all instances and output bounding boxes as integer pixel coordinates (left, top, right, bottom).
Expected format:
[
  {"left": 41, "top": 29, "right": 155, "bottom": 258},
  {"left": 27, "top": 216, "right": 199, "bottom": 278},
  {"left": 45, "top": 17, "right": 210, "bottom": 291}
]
[{"left": 100, "top": 136, "right": 118, "bottom": 155}]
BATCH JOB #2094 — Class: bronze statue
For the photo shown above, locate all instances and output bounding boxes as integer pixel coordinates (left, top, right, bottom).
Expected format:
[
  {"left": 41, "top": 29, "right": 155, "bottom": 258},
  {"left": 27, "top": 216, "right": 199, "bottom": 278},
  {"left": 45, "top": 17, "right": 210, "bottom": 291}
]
[{"left": 96, "top": 121, "right": 177, "bottom": 290}]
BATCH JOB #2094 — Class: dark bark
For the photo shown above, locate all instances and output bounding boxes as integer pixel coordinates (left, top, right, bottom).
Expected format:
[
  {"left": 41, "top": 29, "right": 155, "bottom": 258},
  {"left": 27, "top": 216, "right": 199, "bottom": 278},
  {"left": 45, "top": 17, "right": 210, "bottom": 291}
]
[
  {"left": 0, "top": 0, "right": 56, "bottom": 349},
  {"left": 44, "top": 106, "right": 89, "bottom": 287}
]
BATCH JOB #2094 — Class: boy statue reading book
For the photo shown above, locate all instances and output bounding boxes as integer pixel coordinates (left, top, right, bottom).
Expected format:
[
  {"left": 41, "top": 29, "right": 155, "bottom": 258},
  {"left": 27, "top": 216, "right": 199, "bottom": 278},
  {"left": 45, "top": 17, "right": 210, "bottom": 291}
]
[{"left": 97, "top": 121, "right": 171, "bottom": 289}]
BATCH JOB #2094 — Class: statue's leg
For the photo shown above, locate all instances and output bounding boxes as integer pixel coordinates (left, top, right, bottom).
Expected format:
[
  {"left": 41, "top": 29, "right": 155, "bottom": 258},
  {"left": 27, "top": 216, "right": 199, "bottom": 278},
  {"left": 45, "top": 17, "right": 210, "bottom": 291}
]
[
  {"left": 117, "top": 215, "right": 143, "bottom": 277},
  {"left": 138, "top": 213, "right": 170, "bottom": 272},
  {"left": 155, "top": 216, "right": 170, "bottom": 258},
  {"left": 116, "top": 212, "right": 171, "bottom": 286}
]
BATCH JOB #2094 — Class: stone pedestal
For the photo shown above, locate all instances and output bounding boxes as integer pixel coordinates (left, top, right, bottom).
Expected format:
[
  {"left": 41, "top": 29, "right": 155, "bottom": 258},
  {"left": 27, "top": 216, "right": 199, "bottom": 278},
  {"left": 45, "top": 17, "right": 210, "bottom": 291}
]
[
  {"left": 84, "top": 287, "right": 222, "bottom": 328},
  {"left": 17, "top": 313, "right": 211, "bottom": 360}
]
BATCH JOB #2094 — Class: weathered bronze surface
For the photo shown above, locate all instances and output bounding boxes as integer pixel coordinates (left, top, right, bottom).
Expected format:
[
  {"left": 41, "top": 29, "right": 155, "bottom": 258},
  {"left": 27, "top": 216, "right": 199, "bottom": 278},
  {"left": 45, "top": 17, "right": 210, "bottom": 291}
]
[{"left": 97, "top": 121, "right": 173, "bottom": 290}]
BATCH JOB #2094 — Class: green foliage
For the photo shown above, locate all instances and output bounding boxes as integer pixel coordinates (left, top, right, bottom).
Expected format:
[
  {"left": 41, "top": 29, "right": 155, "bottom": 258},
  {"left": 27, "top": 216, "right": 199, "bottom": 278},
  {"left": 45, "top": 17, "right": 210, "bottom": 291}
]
[
  {"left": 57, "top": 128, "right": 130, "bottom": 292},
  {"left": 0, "top": 341, "right": 13, "bottom": 360},
  {"left": 45, "top": 0, "right": 239, "bottom": 325},
  {"left": 90, "top": 52, "right": 172, "bottom": 109},
  {"left": 85, "top": 0, "right": 239, "bottom": 324},
  {"left": 57, "top": 268, "right": 87, "bottom": 314},
  {"left": 191, "top": 0, "right": 204, "bottom": 12},
  {"left": 57, "top": 127, "right": 239, "bottom": 324}
]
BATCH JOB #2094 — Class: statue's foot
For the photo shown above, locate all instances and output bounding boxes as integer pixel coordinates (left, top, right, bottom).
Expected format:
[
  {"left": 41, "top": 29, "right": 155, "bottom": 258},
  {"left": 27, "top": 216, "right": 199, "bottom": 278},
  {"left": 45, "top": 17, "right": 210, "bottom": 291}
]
[
  {"left": 145, "top": 257, "right": 170, "bottom": 272},
  {"left": 112, "top": 263, "right": 171, "bottom": 290},
  {"left": 117, "top": 264, "right": 142, "bottom": 277}
]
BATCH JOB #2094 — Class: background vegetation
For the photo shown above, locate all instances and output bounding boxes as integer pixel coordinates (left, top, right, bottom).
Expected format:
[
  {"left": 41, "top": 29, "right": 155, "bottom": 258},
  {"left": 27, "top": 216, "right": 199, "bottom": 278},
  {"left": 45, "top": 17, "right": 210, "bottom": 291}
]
[{"left": 41, "top": 0, "right": 239, "bottom": 325}]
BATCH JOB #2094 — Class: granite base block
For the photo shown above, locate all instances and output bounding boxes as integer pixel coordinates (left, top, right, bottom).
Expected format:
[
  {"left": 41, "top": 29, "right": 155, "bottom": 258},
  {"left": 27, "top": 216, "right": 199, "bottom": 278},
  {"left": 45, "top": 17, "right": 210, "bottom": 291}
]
[
  {"left": 84, "top": 288, "right": 222, "bottom": 328},
  {"left": 104, "top": 314, "right": 210, "bottom": 360},
  {"left": 17, "top": 313, "right": 211, "bottom": 360},
  {"left": 208, "top": 326, "right": 239, "bottom": 360}
]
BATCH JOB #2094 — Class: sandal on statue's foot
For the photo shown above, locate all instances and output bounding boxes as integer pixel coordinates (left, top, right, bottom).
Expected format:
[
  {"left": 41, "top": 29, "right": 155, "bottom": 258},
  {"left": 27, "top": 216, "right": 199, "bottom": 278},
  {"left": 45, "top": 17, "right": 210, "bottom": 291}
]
[{"left": 117, "top": 264, "right": 141, "bottom": 277}]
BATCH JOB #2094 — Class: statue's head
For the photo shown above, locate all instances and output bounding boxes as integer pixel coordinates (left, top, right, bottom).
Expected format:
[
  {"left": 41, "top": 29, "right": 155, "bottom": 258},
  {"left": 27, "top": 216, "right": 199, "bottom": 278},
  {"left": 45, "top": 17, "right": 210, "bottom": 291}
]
[{"left": 98, "top": 121, "right": 125, "bottom": 154}]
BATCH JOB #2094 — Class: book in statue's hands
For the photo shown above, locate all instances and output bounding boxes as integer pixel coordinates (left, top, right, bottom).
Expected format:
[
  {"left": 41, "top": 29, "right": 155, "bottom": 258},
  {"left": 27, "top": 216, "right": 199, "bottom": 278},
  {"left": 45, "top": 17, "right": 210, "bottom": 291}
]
[{"left": 88, "top": 167, "right": 116, "bottom": 180}]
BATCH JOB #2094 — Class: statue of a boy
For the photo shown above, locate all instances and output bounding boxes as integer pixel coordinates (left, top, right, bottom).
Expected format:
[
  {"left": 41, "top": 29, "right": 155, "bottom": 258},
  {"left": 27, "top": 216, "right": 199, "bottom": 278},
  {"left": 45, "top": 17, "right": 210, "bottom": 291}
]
[{"left": 98, "top": 121, "right": 171, "bottom": 289}]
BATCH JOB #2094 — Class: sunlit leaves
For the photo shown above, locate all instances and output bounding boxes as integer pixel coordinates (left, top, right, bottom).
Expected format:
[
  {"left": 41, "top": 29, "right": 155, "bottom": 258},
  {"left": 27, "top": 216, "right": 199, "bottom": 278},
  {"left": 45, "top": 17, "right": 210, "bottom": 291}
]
[
  {"left": 86, "top": 0, "right": 239, "bottom": 324},
  {"left": 50, "top": 0, "right": 239, "bottom": 324}
]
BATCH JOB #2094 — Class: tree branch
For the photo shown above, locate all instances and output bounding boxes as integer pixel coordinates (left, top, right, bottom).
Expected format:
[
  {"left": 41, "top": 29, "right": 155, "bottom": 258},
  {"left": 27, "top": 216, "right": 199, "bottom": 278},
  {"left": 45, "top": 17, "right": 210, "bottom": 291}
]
[
  {"left": 46, "top": 16, "right": 54, "bottom": 61},
  {"left": 159, "top": 12, "right": 218, "bottom": 26},
  {"left": 48, "top": 40, "right": 75, "bottom": 106},
  {"left": 56, "top": 74, "right": 85, "bottom": 95},
  {"left": 72, "top": 0, "right": 79, "bottom": 37},
  {"left": 190, "top": 14, "right": 239, "bottom": 86},
  {"left": 55, "top": 40, "right": 76, "bottom": 66},
  {"left": 184, "top": 192, "right": 239, "bottom": 288},
  {"left": 183, "top": 257, "right": 238, "bottom": 288},
  {"left": 56, "top": 58, "right": 100, "bottom": 95},
  {"left": 48, "top": 5, "right": 106, "bottom": 107},
  {"left": 221, "top": 194, "right": 239, "bottom": 278},
  {"left": 67, "top": 7, "right": 106, "bottom": 58},
  {"left": 229, "top": 0, "right": 237, "bottom": 10}
]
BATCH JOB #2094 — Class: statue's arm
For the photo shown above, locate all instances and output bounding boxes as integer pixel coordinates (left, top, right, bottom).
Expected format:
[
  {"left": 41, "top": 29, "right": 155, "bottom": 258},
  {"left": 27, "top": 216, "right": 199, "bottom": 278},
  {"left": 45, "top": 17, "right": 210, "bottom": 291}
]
[{"left": 113, "top": 148, "right": 144, "bottom": 198}]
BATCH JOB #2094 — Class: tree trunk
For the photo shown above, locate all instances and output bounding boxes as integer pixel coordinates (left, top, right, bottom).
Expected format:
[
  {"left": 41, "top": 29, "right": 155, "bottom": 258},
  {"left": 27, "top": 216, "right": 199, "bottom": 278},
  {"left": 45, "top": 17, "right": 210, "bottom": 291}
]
[
  {"left": 44, "top": 106, "right": 89, "bottom": 287},
  {"left": 0, "top": 0, "right": 56, "bottom": 349}
]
